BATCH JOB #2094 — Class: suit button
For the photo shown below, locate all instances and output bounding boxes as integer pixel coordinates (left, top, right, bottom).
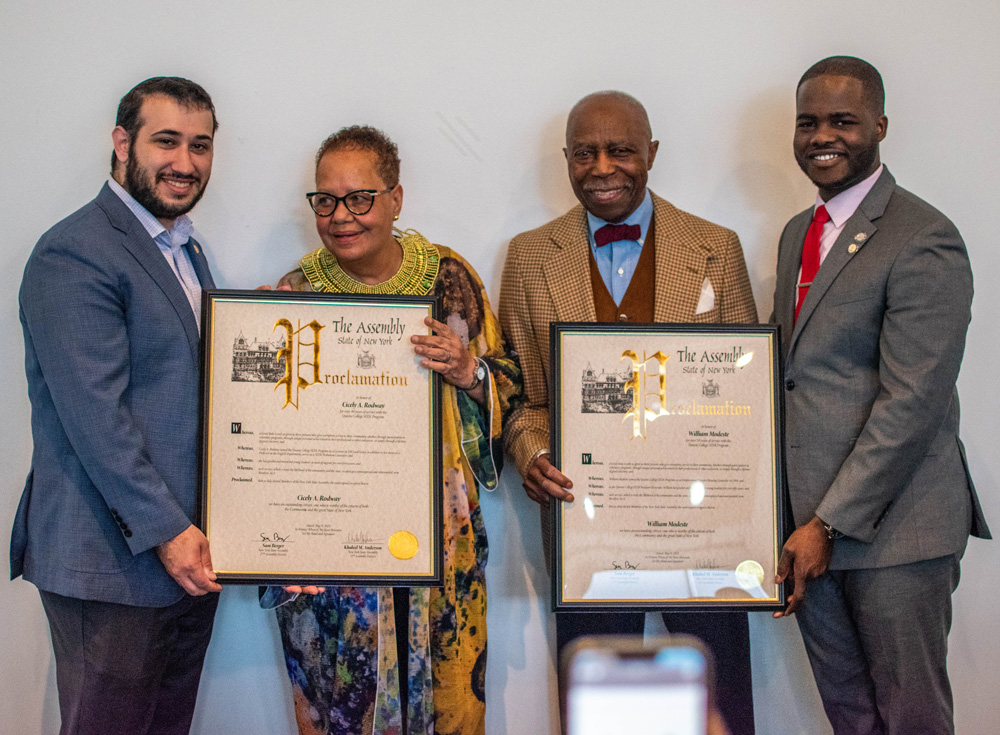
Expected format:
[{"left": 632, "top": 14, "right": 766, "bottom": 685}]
[
  {"left": 619, "top": 314, "right": 628, "bottom": 322},
  {"left": 123, "top": 530, "right": 132, "bottom": 538},
  {"left": 785, "top": 380, "right": 795, "bottom": 391},
  {"left": 119, "top": 522, "right": 129, "bottom": 530}
]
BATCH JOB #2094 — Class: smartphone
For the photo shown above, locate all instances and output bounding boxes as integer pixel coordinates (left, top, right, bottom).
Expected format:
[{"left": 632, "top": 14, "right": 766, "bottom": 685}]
[{"left": 564, "top": 635, "right": 712, "bottom": 735}]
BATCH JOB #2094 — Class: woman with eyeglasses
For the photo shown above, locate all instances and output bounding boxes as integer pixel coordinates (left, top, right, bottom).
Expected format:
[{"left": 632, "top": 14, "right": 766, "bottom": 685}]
[{"left": 260, "top": 126, "right": 522, "bottom": 735}]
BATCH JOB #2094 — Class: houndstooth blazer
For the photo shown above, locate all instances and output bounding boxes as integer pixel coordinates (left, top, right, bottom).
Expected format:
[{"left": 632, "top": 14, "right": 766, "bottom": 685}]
[{"left": 499, "top": 191, "right": 758, "bottom": 477}]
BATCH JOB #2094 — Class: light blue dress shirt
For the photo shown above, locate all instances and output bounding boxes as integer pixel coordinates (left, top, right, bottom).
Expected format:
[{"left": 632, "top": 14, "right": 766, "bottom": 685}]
[{"left": 586, "top": 190, "right": 654, "bottom": 306}]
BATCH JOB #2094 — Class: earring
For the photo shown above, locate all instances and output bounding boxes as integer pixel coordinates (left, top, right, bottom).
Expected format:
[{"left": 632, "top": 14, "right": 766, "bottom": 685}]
[{"left": 393, "top": 214, "right": 399, "bottom": 221}]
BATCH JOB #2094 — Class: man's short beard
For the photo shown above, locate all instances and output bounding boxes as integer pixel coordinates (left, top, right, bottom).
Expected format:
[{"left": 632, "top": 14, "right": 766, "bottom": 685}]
[{"left": 124, "top": 147, "right": 206, "bottom": 221}]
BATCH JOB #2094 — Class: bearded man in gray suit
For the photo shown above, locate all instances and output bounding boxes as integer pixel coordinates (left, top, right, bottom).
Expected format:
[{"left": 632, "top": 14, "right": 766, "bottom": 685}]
[
  {"left": 12, "top": 77, "right": 223, "bottom": 735},
  {"left": 771, "top": 56, "right": 990, "bottom": 735}
]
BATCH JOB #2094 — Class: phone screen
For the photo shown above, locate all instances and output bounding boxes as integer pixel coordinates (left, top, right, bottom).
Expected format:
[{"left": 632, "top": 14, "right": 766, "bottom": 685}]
[{"left": 567, "top": 644, "right": 708, "bottom": 735}]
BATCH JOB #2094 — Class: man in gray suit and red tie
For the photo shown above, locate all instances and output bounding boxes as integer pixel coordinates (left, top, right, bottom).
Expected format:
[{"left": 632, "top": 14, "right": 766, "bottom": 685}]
[
  {"left": 772, "top": 56, "right": 990, "bottom": 735},
  {"left": 12, "top": 77, "right": 223, "bottom": 735}
]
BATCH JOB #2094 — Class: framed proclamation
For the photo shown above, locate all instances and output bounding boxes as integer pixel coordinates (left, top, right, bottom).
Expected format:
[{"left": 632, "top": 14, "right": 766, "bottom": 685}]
[
  {"left": 550, "top": 323, "right": 785, "bottom": 611},
  {"left": 200, "top": 289, "right": 442, "bottom": 586}
]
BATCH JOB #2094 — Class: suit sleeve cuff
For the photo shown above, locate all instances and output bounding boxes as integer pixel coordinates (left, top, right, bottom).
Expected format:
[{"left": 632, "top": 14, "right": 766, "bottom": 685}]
[
  {"left": 123, "top": 504, "right": 194, "bottom": 556},
  {"left": 510, "top": 431, "right": 549, "bottom": 479},
  {"left": 814, "top": 500, "right": 877, "bottom": 544}
]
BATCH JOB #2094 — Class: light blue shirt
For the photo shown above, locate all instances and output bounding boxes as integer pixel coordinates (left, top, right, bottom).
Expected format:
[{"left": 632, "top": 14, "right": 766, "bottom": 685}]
[
  {"left": 586, "top": 190, "right": 654, "bottom": 305},
  {"left": 107, "top": 177, "right": 202, "bottom": 330}
]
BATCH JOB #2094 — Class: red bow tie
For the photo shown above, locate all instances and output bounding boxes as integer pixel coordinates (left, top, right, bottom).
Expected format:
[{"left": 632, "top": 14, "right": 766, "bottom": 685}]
[{"left": 594, "top": 223, "right": 641, "bottom": 247}]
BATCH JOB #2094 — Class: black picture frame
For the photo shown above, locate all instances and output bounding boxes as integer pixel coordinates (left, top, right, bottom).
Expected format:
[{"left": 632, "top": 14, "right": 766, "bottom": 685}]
[
  {"left": 199, "top": 288, "right": 442, "bottom": 586},
  {"left": 550, "top": 322, "right": 786, "bottom": 612}
]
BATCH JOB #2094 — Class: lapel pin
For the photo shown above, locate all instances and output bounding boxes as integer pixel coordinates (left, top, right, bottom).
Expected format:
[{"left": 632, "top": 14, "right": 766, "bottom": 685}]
[
  {"left": 848, "top": 243, "right": 859, "bottom": 254},
  {"left": 854, "top": 232, "right": 867, "bottom": 242}
]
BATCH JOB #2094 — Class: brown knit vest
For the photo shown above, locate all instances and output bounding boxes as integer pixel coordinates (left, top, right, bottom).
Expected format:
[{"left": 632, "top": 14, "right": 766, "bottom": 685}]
[{"left": 588, "top": 216, "right": 656, "bottom": 323}]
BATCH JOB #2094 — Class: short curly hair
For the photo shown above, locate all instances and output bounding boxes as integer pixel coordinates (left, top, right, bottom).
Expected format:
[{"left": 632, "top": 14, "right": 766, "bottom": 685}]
[{"left": 315, "top": 126, "right": 400, "bottom": 188}]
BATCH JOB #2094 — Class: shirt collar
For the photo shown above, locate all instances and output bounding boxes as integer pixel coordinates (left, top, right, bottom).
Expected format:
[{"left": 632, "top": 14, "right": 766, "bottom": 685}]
[
  {"left": 815, "top": 164, "right": 884, "bottom": 228},
  {"left": 587, "top": 189, "right": 654, "bottom": 246},
  {"left": 107, "top": 177, "right": 193, "bottom": 248}
]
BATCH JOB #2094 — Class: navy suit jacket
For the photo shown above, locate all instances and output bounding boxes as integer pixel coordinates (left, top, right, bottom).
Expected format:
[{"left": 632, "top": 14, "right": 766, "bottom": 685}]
[
  {"left": 773, "top": 168, "right": 989, "bottom": 570},
  {"left": 12, "top": 183, "right": 215, "bottom": 607}
]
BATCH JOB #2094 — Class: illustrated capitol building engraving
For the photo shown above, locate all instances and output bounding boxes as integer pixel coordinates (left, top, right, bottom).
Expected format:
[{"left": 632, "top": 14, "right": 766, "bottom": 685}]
[
  {"left": 581, "top": 362, "right": 632, "bottom": 413},
  {"left": 232, "top": 330, "right": 286, "bottom": 382}
]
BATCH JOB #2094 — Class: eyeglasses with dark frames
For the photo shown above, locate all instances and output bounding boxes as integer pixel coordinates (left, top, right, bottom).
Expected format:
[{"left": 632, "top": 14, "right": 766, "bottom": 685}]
[{"left": 305, "top": 188, "right": 394, "bottom": 217}]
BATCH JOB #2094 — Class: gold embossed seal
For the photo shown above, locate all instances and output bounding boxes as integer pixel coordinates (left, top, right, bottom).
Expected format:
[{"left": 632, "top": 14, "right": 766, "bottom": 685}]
[
  {"left": 389, "top": 531, "right": 419, "bottom": 560},
  {"left": 735, "top": 560, "right": 765, "bottom": 590}
]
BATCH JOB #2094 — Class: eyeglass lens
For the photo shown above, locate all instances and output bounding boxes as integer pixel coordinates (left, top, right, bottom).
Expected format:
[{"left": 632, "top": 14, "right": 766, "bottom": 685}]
[{"left": 307, "top": 191, "right": 377, "bottom": 216}]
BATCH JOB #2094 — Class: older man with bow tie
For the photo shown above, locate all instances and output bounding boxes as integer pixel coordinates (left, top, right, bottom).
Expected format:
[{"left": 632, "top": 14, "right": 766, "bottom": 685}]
[{"left": 499, "top": 90, "right": 759, "bottom": 734}]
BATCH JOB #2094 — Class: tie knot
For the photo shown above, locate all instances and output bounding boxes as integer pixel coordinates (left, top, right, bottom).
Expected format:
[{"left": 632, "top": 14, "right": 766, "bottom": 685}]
[
  {"left": 594, "top": 223, "right": 641, "bottom": 247},
  {"left": 813, "top": 205, "right": 830, "bottom": 225}
]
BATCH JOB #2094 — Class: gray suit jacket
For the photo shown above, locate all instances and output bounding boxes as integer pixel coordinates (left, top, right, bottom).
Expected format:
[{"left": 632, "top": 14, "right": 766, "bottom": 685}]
[
  {"left": 773, "top": 168, "right": 990, "bottom": 570},
  {"left": 11, "top": 183, "right": 215, "bottom": 606}
]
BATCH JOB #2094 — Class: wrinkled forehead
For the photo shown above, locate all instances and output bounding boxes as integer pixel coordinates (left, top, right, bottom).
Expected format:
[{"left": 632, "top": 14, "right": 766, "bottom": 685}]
[
  {"left": 317, "top": 145, "right": 383, "bottom": 175},
  {"left": 136, "top": 94, "right": 215, "bottom": 134},
  {"left": 566, "top": 97, "right": 650, "bottom": 148},
  {"left": 316, "top": 146, "right": 385, "bottom": 188}
]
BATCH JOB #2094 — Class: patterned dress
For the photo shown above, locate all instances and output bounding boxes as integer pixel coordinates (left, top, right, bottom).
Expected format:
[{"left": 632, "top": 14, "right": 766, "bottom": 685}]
[{"left": 261, "top": 231, "right": 522, "bottom": 735}]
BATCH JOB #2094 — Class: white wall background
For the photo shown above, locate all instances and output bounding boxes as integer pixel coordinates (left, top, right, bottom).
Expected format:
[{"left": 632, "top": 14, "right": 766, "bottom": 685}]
[{"left": 1, "top": 2, "right": 997, "bottom": 733}]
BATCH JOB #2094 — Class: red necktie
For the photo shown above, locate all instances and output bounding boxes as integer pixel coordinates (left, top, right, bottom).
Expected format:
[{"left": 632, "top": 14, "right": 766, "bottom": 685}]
[
  {"left": 795, "top": 205, "right": 830, "bottom": 322},
  {"left": 594, "top": 223, "right": 641, "bottom": 247}
]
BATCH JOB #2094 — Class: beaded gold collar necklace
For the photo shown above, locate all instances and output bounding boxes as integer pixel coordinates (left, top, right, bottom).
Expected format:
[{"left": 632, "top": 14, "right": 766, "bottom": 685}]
[{"left": 300, "top": 228, "right": 440, "bottom": 295}]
